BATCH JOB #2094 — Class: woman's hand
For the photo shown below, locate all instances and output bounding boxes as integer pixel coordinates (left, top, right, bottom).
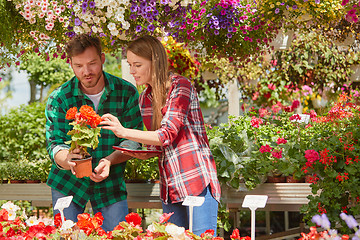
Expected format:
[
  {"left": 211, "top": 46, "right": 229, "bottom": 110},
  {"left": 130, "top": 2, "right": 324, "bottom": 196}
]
[{"left": 100, "top": 113, "right": 126, "bottom": 138}]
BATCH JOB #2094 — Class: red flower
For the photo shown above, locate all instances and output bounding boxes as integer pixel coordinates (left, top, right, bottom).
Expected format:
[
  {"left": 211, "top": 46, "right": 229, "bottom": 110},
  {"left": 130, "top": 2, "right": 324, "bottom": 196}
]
[
  {"left": 0, "top": 209, "right": 8, "bottom": 221},
  {"left": 66, "top": 107, "right": 78, "bottom": 120},
  {"left": 276, "top": 137, "right": 287, "bottom": 145},
  {"left": 259, "top": 144, "right": 272, "bottom": 153},
  {"left": 200, "top": 229, "right": 215, "bottom": 237},
  {"left": 54, "top": 213, "right": 64, "bottom": 228},
  {"left": 230, "top": 228, "right": 240, "bottom": 239},
  {"left": 250, "top": 116, "right": 263, "bottom": 128},
  {"left": 125, "top": 212, "right": 142, "bottom": 226},
  {"left": 271, "top": 149, "right": 283, "bottom": 159}
]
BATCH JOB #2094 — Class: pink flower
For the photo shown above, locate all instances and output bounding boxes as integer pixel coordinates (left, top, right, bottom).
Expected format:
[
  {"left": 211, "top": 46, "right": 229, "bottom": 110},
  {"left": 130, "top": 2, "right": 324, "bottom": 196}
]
[
  {"left": 250, "top": 116, "right": 263, "bottom": 128},
  {"left": 304, "top": 150, "right": 320, "bottom": 165},
  {"left": 159, "top": 212, "right": 174, "bottom": 223},
  {"left": 268, "top": 83, "right": 276, "bottom": 90},
  {"left": 271, "top": 149, "right": 283, "bottom": 159},
  {"left": 276, "top": 138, "right": 287, "bottom": 145},
  {"left": 259, "top": 145, "right": 272, "bottom": 153}
]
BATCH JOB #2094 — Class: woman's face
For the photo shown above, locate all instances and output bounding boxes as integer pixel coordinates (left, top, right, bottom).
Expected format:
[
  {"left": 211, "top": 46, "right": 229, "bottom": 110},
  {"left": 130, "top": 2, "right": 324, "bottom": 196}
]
[{"left": 127, "top": 50, "right": 152, "bottom": 86}]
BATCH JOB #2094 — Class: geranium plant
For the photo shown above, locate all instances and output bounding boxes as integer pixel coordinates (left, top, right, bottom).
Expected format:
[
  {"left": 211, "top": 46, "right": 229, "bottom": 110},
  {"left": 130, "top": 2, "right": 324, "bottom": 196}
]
[{"left": 65, "top": 105, "right": 101, "bottom": 159}]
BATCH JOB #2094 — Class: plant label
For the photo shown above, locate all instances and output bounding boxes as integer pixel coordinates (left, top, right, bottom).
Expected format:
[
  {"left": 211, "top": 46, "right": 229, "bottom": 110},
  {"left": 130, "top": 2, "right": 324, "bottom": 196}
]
[
  {"left": 54, "top": 196, "right": 73, "bottom": 210},
  {"left": 242, "top": 195, "right": 268, "bottom": 210},
  {"left": 182, "top": 196, "right": 205, "bottom": 207}
]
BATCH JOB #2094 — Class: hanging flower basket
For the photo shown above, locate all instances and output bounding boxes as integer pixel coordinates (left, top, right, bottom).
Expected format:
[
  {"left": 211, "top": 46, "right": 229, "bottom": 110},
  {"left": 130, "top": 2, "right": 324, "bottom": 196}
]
[
  {"left": 269, "top": 30, "right": 294, "bottom": 50},
  {"left": 350, "top": 64, "right": 360, "bottom": 82}
]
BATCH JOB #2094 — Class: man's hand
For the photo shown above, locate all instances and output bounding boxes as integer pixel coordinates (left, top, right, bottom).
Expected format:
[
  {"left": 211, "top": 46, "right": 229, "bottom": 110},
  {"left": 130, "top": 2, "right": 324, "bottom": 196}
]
[
  {"left": 55, "top": 149, "right": 82, "bottom": 174},
  {"left": 90, "top": 158, "right": 111, "bottom": 182}
]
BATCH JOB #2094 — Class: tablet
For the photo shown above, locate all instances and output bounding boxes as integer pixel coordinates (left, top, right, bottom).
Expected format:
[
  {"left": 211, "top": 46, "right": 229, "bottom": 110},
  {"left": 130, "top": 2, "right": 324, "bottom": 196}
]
[{"left": 112, "top": 146, "right": 162, "bottom": 154}]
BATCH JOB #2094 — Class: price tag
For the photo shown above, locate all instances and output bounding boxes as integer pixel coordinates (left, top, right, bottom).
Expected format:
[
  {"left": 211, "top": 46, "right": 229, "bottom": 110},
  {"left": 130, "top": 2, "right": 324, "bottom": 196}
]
[
  {"left": 242, "top": 195, "right": 268, "bottom": 210},
  {"left": 54, "top": 196, "right": 73, "bottom": 210},
  {"left": 182, "top": 196, "right": 205, "bottom": 207}
]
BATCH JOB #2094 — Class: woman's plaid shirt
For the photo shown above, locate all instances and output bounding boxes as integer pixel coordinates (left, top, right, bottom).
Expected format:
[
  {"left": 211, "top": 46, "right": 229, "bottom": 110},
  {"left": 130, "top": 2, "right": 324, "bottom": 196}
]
[
  {"left": 45, "top": 72, "right": 143, "bottom": 209},
  {"left": 140, "top": 75, "right": 221, "bottom": 204}
]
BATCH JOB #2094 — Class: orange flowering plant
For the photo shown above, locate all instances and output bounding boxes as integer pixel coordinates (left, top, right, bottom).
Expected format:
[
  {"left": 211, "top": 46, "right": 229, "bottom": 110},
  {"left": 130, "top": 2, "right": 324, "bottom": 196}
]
[{"left": 65, "top": 105, "right": 101, "bottom": 158}]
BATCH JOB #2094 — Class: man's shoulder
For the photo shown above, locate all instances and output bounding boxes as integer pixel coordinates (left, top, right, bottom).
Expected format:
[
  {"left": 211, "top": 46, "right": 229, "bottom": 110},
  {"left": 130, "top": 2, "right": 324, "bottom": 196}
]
[{"left": 47, "top": 78, "right": 75, "bottom": 102}]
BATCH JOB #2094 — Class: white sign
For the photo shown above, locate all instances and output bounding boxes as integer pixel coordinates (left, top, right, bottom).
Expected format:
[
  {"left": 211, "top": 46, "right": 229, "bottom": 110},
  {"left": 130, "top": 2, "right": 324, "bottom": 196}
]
[
  {"left": 182, "top": 196, "right": 205, "bottom": 207},
  {"left": 54, "top": 196, "right": 73, "bottom": 210},
  {"left": 242, "top": 195, "right": 268, "bottom": 210}
]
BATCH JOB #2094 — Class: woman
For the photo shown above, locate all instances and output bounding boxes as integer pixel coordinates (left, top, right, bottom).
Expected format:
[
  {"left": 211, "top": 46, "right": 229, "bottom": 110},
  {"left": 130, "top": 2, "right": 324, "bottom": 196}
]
[{"left": 101, "top": 35, "right": 221, "bottom": 236}]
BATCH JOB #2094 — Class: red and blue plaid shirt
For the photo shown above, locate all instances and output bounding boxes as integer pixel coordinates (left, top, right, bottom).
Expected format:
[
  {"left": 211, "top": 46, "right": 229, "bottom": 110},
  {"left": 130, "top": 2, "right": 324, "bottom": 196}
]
[{"left": 139, "top": 75, "right": 221, "bottom": 204}]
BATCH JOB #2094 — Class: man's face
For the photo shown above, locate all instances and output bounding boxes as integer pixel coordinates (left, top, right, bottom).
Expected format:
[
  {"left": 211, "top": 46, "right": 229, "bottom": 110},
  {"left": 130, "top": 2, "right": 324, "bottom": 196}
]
[{"left": 70, "top": 46, "right": 105, "bottom": 94}]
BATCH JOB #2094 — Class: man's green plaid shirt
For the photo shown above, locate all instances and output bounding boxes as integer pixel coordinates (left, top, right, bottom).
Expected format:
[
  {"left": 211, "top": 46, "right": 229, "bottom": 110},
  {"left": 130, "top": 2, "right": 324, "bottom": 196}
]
[{"left": 45, "top": 72, "right": 143, "bottom": 209}]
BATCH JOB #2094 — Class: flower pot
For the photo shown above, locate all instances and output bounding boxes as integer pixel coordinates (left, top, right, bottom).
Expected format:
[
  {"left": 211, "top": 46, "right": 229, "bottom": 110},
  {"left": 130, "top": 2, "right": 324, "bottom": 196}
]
[
  {"left": 72, "top": 156, "right": 93, "bottom": 178},
  {"left": 9, "top": 180, "right": 26, "bottom": 184},
  {"left": 266, "top": 176, "right": 286, "bottom": 183},
  {"left": 269, "top": 30, "right": 294, "bottom": 50},
  {"left": 286, "top": 175, "right": 305, "bottom": 183},
  {"left": 25, "top": 180, "right": 41, "bottom": 183}
]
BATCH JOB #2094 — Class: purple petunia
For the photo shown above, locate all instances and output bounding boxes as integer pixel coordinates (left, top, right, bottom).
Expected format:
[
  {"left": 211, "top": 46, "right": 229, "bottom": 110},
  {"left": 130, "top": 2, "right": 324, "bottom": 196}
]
[
  {"left": 135, "top": 25, "right": 142, "bottom": 32},
  {"left": 89, "top": 1, "right": 95, "bottom": 8},
  {"left": 147, "top": 24, "right": 155, "bottom": 32},
  {"left": 275, "top": 8, "right": 280, "bottom": 14},
  {"left": 74, "top": 18, "right": 82, "bottom": 26}
]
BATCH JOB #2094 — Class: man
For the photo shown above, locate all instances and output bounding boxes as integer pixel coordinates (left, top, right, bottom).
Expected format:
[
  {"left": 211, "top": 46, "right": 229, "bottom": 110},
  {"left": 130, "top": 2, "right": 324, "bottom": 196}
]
[{"left": 45, "top": 33, "right": 143, "bottom": 232}]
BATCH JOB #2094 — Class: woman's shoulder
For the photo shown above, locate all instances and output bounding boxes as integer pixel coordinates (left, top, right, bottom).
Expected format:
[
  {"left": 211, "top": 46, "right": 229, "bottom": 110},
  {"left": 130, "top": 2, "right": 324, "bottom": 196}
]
[{"left": 170, "top": 74, "right": 192, "bottom": 88}]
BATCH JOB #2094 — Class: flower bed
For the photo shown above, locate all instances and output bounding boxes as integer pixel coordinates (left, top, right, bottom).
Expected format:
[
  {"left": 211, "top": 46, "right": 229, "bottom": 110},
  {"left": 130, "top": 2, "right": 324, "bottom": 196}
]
[{"left": 0, "top": 201, "right": 249, "bottom": 239}]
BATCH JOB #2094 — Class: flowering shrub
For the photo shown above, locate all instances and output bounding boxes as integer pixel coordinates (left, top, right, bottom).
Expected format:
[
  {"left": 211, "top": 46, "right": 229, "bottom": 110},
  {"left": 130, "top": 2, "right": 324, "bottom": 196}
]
[
  {"left": 65, "top": 105, "right": 102, "bottom": 158},
  {"left": 207, "top": 93, "right": 360, "bottom": 229}
]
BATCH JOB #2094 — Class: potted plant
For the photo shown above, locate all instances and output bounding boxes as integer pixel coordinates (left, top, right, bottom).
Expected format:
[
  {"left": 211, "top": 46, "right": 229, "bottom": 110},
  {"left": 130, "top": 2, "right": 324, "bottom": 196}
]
[{"left": 65, "top": 105, "right": 101, "bottom": 178}]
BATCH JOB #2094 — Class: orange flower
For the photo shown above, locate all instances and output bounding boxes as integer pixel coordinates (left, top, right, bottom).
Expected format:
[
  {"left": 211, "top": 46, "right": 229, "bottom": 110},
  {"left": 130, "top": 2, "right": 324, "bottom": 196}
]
[{"left": 65, "top": 107, "right": 77, "bottom": 120}]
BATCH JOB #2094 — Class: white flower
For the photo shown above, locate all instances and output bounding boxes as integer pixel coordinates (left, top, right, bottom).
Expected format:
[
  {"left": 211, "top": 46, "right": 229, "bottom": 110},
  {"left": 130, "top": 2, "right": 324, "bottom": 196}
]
[
  {"left": 74, "top": 26, "right": 83, "bottom": 34},
  {"left": 61, "top": 220, "right": 75, "bottom": 230},
  {"left": 165, "top": 224, "right": 186, "bottom": 240},
  {"left": 91, "top": 25, "right": 99, "bottom": 33},
  {"left": 93, "top": 16, "right": 101, "bottom": 24},
  {"left": 82, "top": 14, "right": 92, "bottom": 23},
  {"left": 107, "top": 22, "right": 116, "bottom": 31},
  {"left": 82, "top": 23, "right": 90, "bottom": 32},
  {"left": 7, "top": 210, "right": 16, "bottom": 221},
  {"left": 110, "top": 29, "right": 119, "bottom": 37},
  {"left": 73, "top": 4, "right": 81, "bottom": 13},
  {"left": 147, "top": 223, "right": 156, "bottom": 233},
  {"left": 122, "top": 21, "right": 130, "bottom": 30},
  {"left": 26, "top": 216, "right": 40, "bottom": 226},
  {"left": 2, "top": 201, "right": 21, "bottom": 212}
]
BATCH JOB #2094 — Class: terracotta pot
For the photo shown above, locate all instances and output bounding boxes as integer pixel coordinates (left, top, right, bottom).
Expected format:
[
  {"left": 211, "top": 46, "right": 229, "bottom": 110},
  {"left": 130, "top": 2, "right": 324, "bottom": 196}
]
[
  {"left": 72, "top": 156, "right": 93, "bottom": 178},
  {"left": 266, "top": 176, "right": 286, "bottom": 183},
  {"left": 286, "top": 175, "right": 305, "bottom": 183}
]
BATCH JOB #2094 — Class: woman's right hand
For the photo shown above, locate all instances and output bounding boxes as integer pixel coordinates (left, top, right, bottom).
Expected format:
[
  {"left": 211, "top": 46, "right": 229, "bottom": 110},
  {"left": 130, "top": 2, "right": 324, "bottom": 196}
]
[{"left": 100, "top": 113, "right": 126, "bottom": 138}]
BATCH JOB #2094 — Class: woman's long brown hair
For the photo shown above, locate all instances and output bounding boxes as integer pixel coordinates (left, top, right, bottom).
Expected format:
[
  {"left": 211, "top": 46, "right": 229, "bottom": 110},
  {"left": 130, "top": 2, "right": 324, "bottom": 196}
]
[{"left": 127, "top": 35, "right": 169, "bottom": 130}]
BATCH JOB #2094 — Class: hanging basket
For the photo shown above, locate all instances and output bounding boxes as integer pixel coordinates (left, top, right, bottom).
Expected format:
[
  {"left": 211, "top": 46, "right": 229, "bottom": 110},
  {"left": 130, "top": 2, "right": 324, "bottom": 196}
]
[
  {"left": 350, "top": 64, "right": 360, "bottom": 82},
  {"left": 269, "top": 30, "right": 294, "bottom": 50}
]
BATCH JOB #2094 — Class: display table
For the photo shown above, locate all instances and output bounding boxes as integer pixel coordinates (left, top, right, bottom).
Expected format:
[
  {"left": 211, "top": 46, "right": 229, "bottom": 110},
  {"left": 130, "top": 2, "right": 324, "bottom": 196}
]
[{"left": 0, "top": 182, "right": 312, "bottom": 211}]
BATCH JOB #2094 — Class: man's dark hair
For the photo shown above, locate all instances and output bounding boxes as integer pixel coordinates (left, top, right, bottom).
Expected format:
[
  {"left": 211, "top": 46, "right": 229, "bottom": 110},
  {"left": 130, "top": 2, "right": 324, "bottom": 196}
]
[{"left": 65, "top": 33, "right": 102, "bottom": 58}]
